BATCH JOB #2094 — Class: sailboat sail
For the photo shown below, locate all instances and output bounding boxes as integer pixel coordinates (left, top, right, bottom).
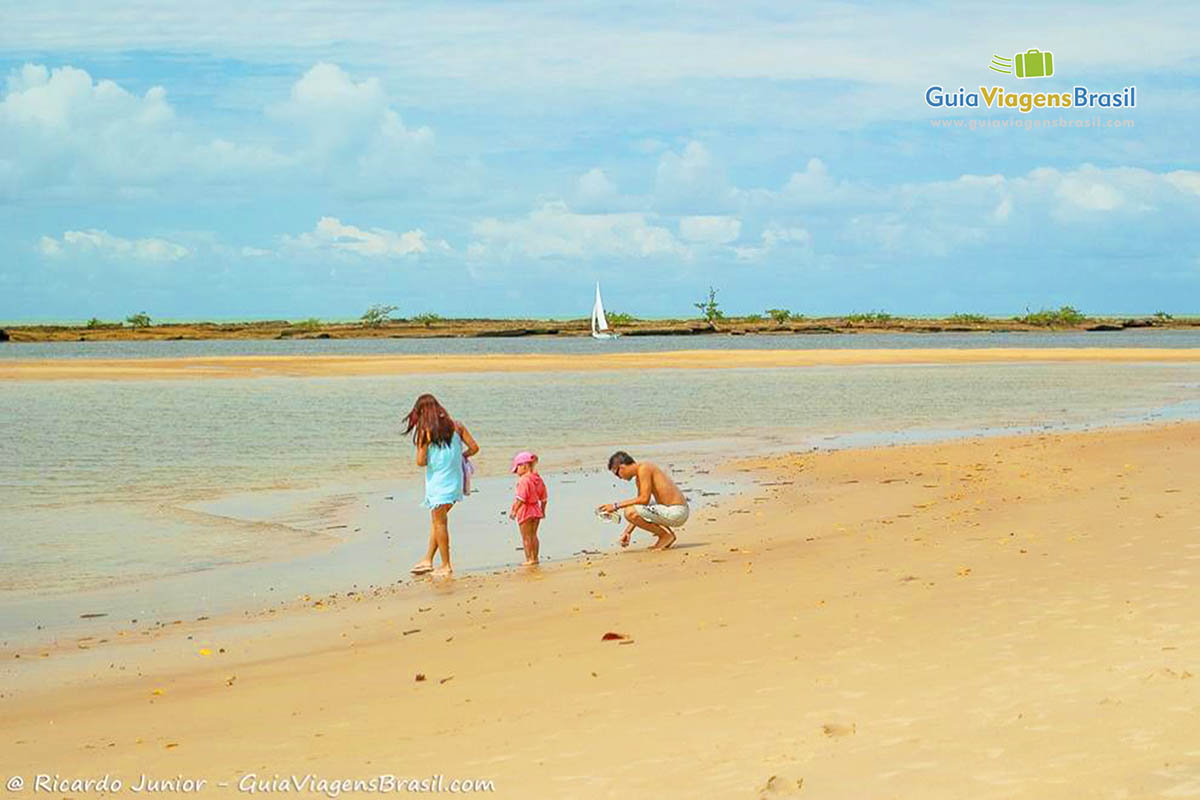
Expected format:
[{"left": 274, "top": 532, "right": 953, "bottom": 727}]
[
  {"left": 592, "top": 284, "right": 610, "bottom": 334},
  {"left": 591, "top": 283, "right": 619, "bottom": 339}
]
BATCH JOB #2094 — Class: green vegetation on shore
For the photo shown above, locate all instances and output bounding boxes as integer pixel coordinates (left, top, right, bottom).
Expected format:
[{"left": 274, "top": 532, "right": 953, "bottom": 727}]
[
  {"left": 1015, "top": 306, "right": 1086, "bottom": 327},
  {"left": 2, "top": 307, "right": 1197, "bottom": 343}
]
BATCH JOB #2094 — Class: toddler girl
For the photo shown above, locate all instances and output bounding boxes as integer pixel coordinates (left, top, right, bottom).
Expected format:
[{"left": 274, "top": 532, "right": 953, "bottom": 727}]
[{"left": 509, "top": 451, "right": 548, "bottom": 566}]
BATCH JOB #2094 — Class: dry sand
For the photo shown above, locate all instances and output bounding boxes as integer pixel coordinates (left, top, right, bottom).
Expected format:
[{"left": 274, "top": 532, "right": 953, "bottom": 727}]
[
  {"left": 3, "top": 422, "right": 1200, "bottom": 798},
  {"left": 4, "top": 346, "right": 1200, "bottom": 381}
]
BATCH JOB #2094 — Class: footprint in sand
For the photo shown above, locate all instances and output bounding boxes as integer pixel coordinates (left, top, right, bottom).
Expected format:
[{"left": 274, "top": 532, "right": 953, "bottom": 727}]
[
  {"left": 822, "top": 722, "right": 856, "bottom": 738},
  {"left": 759, "top": 775, "right": 804, "bottom": 797}
]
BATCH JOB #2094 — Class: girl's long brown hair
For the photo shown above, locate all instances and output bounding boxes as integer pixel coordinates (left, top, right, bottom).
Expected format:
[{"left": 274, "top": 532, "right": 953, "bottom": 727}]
[{"left": 405, "top": 393, "right": 456, "bottom": 447}]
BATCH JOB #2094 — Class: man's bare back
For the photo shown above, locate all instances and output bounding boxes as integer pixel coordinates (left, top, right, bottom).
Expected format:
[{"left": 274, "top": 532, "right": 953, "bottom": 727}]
[{"left": 633, "top": 461, "right": 686, "bottom": 507}]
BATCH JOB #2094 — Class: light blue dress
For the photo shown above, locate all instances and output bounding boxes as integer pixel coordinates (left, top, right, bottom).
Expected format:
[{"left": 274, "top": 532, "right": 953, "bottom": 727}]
[{"left": 423, "top": 431, "right": 465, "bottom": 508}]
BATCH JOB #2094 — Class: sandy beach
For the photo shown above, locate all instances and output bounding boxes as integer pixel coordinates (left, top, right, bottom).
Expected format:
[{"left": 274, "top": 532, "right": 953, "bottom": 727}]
[
  {"left": 4, "top": 421, "right": 1198, "bottom": 798},
  {"left": 5, "top": 346, "right": 1200, "bottom": 381}
]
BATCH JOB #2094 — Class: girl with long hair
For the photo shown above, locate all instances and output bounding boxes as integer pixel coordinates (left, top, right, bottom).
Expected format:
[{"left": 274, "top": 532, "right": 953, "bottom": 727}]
[{"left": 404, "top": 393, "right": 479, "bottom": 576}]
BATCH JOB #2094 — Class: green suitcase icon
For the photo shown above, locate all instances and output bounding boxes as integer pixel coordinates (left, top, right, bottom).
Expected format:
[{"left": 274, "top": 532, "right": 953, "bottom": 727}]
[{"left": 1014, "top": 49, "right": 1053, "bottom": 78}]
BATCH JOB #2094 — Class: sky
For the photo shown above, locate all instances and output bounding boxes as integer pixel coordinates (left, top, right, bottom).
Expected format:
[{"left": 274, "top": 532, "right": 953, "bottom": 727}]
[{"left": 2, "top": 1, "right": 1198, "bottom": 322}]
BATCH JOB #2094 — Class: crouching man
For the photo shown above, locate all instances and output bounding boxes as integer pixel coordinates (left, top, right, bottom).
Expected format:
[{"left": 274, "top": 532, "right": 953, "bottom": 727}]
[{"left": 597, "top": 451, "right": 689, "bottom": 550}]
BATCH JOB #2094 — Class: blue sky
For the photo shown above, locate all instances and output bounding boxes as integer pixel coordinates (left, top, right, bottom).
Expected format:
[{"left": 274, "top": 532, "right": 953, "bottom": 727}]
[{"left": 2, "top": 1, "right": 1198, "bottom": 321}]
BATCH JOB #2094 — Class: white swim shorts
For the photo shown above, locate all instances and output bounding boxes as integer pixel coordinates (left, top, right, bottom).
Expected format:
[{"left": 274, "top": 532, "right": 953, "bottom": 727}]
[{"left": 631, "top": 503, "right": 690, "bottom": 527}]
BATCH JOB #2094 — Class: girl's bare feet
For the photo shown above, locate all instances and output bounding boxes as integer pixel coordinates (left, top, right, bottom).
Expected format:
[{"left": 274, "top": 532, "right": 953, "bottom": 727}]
[
  {"left": 431, "top": 565, "right": 453, "bottom": 577},
  {"left": 521, "top": 559, "right": 539, "bottom": 567},
  {"left": 410, "top": 562, "right": 434, "bottom": 574}
]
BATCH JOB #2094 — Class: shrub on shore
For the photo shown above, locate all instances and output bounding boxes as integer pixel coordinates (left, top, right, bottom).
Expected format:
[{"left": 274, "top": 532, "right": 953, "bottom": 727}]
[
  {"left": 694, "top": 287, "right": 724, "bottom": 323},
  {"left": 1016, "top": 306, "right": 1086, "bottom": 327},
  {"left": 844, "top": 311, "right": 893, "bottom": 324},
  {"left": 360, "top": 304, "right": 397, "bottom": 328}
]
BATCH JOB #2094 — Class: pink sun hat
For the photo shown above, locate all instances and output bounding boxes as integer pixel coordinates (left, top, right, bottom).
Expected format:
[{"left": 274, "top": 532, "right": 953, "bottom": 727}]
[{"left": 511, "top": 451, "right": 537, "bottom": 473}]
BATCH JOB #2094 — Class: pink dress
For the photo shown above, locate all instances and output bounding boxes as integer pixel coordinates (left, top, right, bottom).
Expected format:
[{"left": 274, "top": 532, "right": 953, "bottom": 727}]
[{"left": 514, "top": 473, "right": 548, "bottom": 524}]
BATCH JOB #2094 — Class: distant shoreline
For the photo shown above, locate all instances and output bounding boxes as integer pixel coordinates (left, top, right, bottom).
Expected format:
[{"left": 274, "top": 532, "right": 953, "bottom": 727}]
[{"left": 1, "top": 314, "right": 1197, "bottom": 343}]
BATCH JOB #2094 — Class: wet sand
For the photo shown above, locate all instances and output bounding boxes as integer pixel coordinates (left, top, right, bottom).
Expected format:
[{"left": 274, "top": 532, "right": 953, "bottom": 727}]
[
  {"left": 4, "top": 346, "right": 1200, "bottom": 380},
  {"left": 3, "top": 422, "right": 1199, "bottom": 797}
]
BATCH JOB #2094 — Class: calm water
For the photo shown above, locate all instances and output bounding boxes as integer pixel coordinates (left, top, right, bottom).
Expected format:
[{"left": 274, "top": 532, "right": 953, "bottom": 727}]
[
  {"left": 3, "top": 329, "right": 1200, "bottom": 360},
  {"left": 3, "top": 359, "right": 1200, "bottom": 643}
]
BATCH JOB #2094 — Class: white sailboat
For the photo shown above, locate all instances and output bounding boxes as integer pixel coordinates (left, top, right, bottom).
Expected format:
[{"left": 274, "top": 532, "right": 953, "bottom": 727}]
[{"left": 591, "top": 283, "right": 620, "bottom": 340}]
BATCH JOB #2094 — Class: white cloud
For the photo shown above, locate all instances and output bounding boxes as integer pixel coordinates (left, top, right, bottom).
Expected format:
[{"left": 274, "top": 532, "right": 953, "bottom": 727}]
[
  {"left": 1056, "top": 176, "right": 1123, "bottom": 211},
  {"left": 762, "top": 226, "right": 811, "bottom": 248},
  {"left": 737, "top": 157, "right": 874, "bottom": 212},
  {"left": 655, "top": 141, "right": 732, "bottom": 211},
  {"left": 679, "top": 215, "right": 741, "bottom": 244},
  {"left": 282, "top": 216, "right": 443, "bottom": 257},
  {"left": 781, "top": 158, "right": 835, "bottom": 198},
  {"left": 269, "top": 63, "right": 432, "bottom": 180},
  {"left": 1007, "top": 165, "right": 1191, "bottom": 218},
  {"left": 1165, "top": 170, "right": 1200, "bottom": 197},
  {"left": 471, "top": 201, "right": 689, "bottom": 260},
  {"left": 576, "top": 168, "right": 619, "bottom": 207},
  {"left": 467, "top": 160, "right": 1200, "bottom": 266},
  {"left": 991, "top": 196, "right": 1013, "bottom": 223},
  {"left": 657, "top": 141, "right": 712, "bottom": 188},
  {"left": 734, "top": 225, "right": 811, "bottom": 261},
  {"left": 39, "top": 229, "right": 190, "bottom": 262},
  {"left": 3, "top": 63, "right": 172, "bottom": 128},
  {"left": 0, "top": 63, "right": 286, "bottom": 198},
  {"left": 2, "top": 64, "right": 177, "bottom": 193},
  {"left": 8, "top": 3, "right": 1198, "bottom": 93},
  {"left": 738, "top": 159, "right": 1200, "bottom": 259},
  {"left": 632, "top": 138, "right": 667, "bottom": 155},
  {"left": 782, "top": 158, "right": 884, "bottom": 209},
  {"left": 0, "top": 61, "right": 433, "bottom": 199}
]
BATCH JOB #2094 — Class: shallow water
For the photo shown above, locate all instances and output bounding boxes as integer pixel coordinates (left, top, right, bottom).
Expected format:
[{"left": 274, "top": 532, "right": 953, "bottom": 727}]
[{"left": 3, "top": 360, "right": 1199, "bottom": 644}]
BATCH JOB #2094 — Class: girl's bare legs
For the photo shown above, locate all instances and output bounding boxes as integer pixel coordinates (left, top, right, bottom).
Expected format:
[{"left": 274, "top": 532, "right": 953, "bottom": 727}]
[
  {"left": 519, "top": 518, "right": 540, "bottom": 565},
  {"left": 414, "top": 504, "right": 453, "bottom": 574},
  {"left": 415, "top": 531, "right": 436, "bottom": 571},
  {"left": 431, "top": 504, "right": 453, "bottom": 574}
]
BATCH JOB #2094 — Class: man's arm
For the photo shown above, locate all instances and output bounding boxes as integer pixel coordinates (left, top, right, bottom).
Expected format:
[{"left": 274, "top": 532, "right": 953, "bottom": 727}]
[{"left": 598, "top": 465, "right": 653, "bottom": 513}]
